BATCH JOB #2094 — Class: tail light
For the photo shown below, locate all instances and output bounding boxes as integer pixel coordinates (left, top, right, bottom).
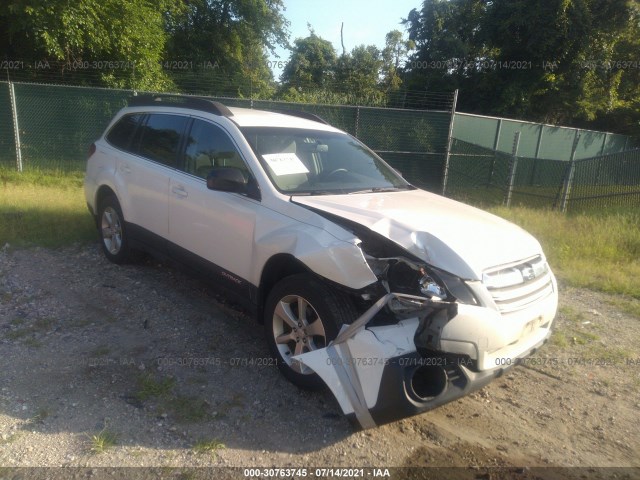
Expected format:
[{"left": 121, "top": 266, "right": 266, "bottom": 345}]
[{"left": 87, "top": 143, "right": 96, "bottom": 158}]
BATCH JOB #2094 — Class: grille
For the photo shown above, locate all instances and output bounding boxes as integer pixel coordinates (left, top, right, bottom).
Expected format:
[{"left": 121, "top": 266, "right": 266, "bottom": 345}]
[{"left": 483, "top": 256, "right": 554, "bottom": 314}]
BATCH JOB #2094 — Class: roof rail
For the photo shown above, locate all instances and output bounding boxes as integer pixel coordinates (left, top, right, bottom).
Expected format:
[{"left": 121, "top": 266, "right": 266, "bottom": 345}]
[
  {"left": 269, "top": 109, "right": 330, "bottom": 125},
  {"left": 128, "top": 94, "right": 233, "bottom": 117}
]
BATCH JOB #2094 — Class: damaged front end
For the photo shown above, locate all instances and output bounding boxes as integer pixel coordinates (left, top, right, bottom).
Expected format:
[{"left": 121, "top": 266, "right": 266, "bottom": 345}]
[
  {"left": 294, "top": 291, "right": 551, "bottom": 429},
  {"left": 292, "top": 216, "right": 557, "bottom": 429}
]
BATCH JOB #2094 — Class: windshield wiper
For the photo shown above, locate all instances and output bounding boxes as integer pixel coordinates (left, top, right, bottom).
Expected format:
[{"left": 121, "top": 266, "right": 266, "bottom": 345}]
[
  {"left": 290, "top": 190, "right": 338, "bottom": 196},
  {"left": 347, "top": 185, "right": 414, "bottom": 195}
]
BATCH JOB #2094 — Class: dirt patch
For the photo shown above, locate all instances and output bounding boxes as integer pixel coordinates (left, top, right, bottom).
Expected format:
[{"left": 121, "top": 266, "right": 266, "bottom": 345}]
[{"left": 0, "top": 244, "right": 638, "bottom": 476}]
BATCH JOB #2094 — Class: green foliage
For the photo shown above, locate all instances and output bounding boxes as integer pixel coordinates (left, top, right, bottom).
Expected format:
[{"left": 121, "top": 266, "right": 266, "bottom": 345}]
[
  {"left": 280, "top": 31, "right": 338, "bottom": 90},
  {"left": 381, "top": 30, "right": 415, "bottom": 92},
  {"left": 404, "top": 0, "right": 640, "bottom": 134},
  {"left": 335, "top": 45, "right": 385, "bottom": 104},
  {"left": 135, "top": 374, "right": 176, "bottom": 401},
  {"left": 0, "top": 0, "right": 182, "bottom": 91},
  {"left": 0, "top": 168, "right": 95, "bottom": 248},
  {"left": 279, "top": 28, "right": 415, "bottom": 106},
  {"left": 193, "top": 438, "right": 226, "bottom": 457},
  {"left": 88, "top": 429, "right": 118, "bottom": 454},
  {"left": 165, "top": 0, "right": 288, "bottom": 98}
]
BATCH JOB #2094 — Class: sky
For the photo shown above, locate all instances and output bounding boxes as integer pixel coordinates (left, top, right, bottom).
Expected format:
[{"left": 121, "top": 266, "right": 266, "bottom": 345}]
[{"left": 270, "top": 0, "right": 422, "bottom": 80}]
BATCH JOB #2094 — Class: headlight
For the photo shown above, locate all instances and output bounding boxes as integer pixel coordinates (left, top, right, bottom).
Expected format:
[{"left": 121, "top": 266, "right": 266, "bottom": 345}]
[
  {"left": 437, "top": 269, "right": 478, "bottom": 305},
  {"left": 418, "top": 273, "right": 446, "bottom": 300},
  {"left": 365, "top": 255, "right": 478, "bottom": 306}
]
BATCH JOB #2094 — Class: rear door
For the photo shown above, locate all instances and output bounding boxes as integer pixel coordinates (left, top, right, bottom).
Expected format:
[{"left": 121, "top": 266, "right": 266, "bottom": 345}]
[{"left": 115, "top": 113, "right": 189, "bottom": 246}]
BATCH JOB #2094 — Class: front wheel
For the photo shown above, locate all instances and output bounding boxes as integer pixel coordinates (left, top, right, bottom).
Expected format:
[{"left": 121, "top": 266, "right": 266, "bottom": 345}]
[{"left": 264, "top": 273, "right": 357, "bottom": 390}]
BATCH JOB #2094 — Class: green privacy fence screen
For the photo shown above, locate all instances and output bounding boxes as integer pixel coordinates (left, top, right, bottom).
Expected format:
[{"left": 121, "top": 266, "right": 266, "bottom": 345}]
[
  {"left": 453, "top": 112, "right": 637, "bottom": 161},
  {"left": 0, "top": 82, "right": 453, "bottom": 191},
  {"left": 447, "top": 138, "right": 640, "bottom": 212}
]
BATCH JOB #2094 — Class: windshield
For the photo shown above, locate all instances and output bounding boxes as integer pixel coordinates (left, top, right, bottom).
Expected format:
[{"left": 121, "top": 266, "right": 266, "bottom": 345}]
[{"left": 240, "top": 127, "right": 413, "bottom": 195}]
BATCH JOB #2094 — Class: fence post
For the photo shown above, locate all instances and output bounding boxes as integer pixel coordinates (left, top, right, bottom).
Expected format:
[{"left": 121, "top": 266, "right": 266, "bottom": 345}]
[
  {"left": 487, "top": 118, "right": 502, "bottom": 187},
  {"left": 599, "top": 132, "right": 608, "bottom": 157},
  {"left": 505, "top": 132, "right": 521, "bottom": 207},
  {"left": 530, "top": 124, "right": 544, "bottom": 185},
  {"left": 560, "top": 133, "right": 581, "bottom": 213},
  {"left": 8, "top": 81, "right": 23, "bottom": 172},
  {"left": 354, "top": 106, "right": 360, "bottom": 138},
  {"left": 441, "top": 89, "right": 459, "bottom": 196}
]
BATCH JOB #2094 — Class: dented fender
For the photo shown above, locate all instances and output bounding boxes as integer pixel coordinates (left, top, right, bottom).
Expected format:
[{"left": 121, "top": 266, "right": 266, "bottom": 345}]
[{"left": 250, "top": 206, "right": 378, "bottom": 290}]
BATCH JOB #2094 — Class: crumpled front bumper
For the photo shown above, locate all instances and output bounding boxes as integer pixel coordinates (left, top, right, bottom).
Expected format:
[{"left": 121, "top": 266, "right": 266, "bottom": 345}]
[{"left": 294, "top": 290, "right": 556, "bottom": 429}]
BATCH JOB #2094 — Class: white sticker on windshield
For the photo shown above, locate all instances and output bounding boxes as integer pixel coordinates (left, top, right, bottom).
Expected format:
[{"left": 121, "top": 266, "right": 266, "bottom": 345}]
[{"left": 263, "top": 153, "right": 309, "bottom": 176}]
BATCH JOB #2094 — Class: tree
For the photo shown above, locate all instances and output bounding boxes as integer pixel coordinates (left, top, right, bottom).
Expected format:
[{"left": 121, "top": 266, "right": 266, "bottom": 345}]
[
  {"left": 0, "top": 0, "right": 182, "bottom": 90},
  {"left": 280, "top": 30, "right": 338, "bottom": 90},
  {"left": 164, "top": 0, "right": 289, "bottom": 97},
  {"left": 335, "top": 45, "right": 384, "bottom": 102},
  {"left": 381, "top": 30, "right": 415, "bottom": 92},
  {"left": 403, "top": 0, "right": 640, "bottom": 135},
  {"left": 402, "top": 0, "right": 488, "bottom": 107}
]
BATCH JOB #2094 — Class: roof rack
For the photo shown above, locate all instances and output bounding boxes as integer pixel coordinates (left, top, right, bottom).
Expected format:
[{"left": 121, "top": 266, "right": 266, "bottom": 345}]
[
  {"left": 128, "top": 94, "right": 233, "bottom": 117},
  {"left": 269, "top": 109, "right": 330, "bottom": 125}
]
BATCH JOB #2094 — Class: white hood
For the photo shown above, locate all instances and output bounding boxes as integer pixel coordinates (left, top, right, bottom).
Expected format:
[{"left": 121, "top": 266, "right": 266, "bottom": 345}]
[{"left": 292, "top": 189, "right": 543, "bottom": 280}]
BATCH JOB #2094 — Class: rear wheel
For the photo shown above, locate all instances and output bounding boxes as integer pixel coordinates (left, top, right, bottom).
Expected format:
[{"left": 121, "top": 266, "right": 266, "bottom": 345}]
[
  {"left": 98, "top": 195, "right": 132, "bottom": 264},
  {"left": 264, "top": 273, "right": 357, "bottom": 389}
]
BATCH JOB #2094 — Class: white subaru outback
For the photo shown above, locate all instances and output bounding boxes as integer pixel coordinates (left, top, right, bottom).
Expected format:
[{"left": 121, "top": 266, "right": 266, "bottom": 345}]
[{"left": 84, "top": 95, "right": 558, "bottom": 428}]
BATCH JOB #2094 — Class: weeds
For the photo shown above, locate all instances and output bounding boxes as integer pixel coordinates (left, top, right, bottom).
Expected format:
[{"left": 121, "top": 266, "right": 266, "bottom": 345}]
[
  {"left": 192, "top": 438, "right": 225, "bottom": 458},
  {"left": 168, "top": 395, "right": 210, "bottom": 423},
  {"left": 135, "top": 374, "right": 176, "bottom": 401},
  {"left": 88, "top": 428, "right": 118, "bottom": 454}
]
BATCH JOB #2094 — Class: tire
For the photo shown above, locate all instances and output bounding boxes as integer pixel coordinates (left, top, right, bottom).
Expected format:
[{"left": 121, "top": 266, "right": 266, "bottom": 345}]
[
  {"left": 264, "top": 273, "right": 357, "bottom": 390},
  {"left": 97, "top": 195, "right": 132, "bottom": 264}
]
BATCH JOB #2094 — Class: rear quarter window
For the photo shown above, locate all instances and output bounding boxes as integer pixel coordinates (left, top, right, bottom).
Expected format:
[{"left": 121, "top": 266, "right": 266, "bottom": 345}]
[{"left": 106, "top": 113, "right": 143, "bottom": 152}]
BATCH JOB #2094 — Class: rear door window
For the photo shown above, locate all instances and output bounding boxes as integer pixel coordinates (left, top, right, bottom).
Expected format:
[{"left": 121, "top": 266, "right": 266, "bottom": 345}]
[{"left": 137, "top": 114, "right": 189, "bottom": 168}]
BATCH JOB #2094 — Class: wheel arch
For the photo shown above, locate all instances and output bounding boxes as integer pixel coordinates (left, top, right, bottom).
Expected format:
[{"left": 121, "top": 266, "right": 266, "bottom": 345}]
[
  {"left": 256, "top": 254, "right": 311, "bottom": 324},
  {"left": 95, "top": 185, "right": 118, "bottom": 225}
]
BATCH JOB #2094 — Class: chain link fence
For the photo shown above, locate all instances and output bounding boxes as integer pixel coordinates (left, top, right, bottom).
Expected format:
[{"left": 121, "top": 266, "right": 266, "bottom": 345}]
[
  {"left": 446, "top": 137, "right": 640, "bottom": 212},
  {"left": 0, "top": 81, "right": 454, "bottom": 191}
]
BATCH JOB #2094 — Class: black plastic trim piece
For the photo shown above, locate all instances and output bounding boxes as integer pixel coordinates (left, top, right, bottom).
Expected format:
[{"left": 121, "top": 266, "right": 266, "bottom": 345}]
[
  {"left": 128, "top": 94, "right": 234, "bottom": 117},
  {"left": 361, "top": 352, "right": 506, "bottom": 427}
]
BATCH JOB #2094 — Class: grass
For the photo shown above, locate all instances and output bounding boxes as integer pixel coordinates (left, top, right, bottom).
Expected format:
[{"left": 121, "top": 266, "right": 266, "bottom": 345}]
[
  {"left": 168, "top": 395, "right": 211, "bottom": 423},
  {"left": 192, "top": 439, "right": 225, "bottom": 458},
  {"left": 29, "top": 407, "right": 50, "bottom": 425},
  {"left": 0, "top": 168, "right": 95, "bottom": 248},
  {"left": 0, "top": 433, "right": 20, "bottom": 445},
  {"left": 6, "top": 316, "right": 55, "bottom": 343},
  {"left": 490, "top": 206, "right": 640, "bottom": 299},
  {"left": 88, "top": 428, "right": 118, "bottom": 454},
  {"left": 135, "top": 374, "right": 176, "bottom": 402},
  {"left": 607, "top": 297, "right": 640, "bottom": 319}
]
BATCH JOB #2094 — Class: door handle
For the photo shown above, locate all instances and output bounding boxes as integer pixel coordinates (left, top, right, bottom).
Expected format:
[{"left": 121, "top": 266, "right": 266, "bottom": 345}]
[{"left": 171, "top": 185, "right": 188, "bottom": 198}]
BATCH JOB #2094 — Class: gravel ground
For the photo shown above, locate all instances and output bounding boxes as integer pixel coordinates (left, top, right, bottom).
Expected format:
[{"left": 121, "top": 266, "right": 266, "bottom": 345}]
[{"left": 0, "top": 243, "right": 638, "bottom": 479}]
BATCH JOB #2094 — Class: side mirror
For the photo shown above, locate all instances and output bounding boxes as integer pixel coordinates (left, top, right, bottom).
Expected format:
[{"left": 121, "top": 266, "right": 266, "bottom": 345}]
[
  {"left": 207, "top": 167, "right": 247, "bottom": 193},
  {"left": 206, "top": 167, "right": 261, "bottom": 200}
]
